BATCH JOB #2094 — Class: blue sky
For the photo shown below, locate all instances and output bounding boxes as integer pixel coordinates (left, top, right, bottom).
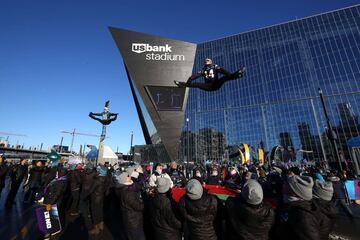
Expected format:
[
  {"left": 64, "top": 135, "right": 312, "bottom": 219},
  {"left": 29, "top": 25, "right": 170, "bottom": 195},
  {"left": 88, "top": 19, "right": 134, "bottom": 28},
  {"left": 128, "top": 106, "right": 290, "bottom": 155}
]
[{"left": 0, "top": 0, "right": 359, "bottom": 153}]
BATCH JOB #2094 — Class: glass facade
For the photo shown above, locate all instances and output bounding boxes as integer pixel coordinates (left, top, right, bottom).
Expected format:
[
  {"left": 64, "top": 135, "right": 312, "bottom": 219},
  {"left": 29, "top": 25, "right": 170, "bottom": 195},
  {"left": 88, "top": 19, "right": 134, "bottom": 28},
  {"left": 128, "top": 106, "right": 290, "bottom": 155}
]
[{"left": 180, "top": 5, "right": 360, "bottom": 165}]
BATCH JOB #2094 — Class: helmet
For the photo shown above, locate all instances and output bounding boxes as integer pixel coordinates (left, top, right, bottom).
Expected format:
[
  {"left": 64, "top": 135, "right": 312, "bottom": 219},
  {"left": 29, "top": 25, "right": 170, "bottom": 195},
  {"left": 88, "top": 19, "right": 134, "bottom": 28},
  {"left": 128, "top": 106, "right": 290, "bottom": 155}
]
[{"left": 204, "top": 58, "right": 213, "bottom": 65}]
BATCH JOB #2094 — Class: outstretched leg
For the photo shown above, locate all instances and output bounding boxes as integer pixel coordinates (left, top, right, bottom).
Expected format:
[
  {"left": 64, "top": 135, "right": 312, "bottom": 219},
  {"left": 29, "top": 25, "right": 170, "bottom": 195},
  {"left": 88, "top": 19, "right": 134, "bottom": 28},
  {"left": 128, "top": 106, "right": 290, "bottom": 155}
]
[
  {"left": 217, "top": 67, "right": 246, "bottom": 86},
  {"left": 174, "top": 80, "right": 215, "bottom": 91}
]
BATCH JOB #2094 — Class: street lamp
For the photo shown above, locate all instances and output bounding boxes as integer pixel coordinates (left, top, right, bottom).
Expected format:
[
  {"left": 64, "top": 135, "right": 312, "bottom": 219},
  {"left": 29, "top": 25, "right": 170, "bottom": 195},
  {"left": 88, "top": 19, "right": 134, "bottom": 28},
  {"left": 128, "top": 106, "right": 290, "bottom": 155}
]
[
  {"left": 186, "top": 118, "right": 190, "bottom": 162},
  {"left": 130, "top": 131, "right": 134, "bottom": 161},
  {"left": 318, "top": 88, "right": 342, "bottom": 172}
]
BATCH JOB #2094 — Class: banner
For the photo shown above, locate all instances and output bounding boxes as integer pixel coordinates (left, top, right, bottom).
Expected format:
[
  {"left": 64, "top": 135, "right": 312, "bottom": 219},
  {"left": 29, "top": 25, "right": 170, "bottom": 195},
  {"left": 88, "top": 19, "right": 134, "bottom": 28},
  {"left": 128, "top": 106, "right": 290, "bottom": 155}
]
[{"left": 36, "top": 204, "right": 61, "bottom": 236}]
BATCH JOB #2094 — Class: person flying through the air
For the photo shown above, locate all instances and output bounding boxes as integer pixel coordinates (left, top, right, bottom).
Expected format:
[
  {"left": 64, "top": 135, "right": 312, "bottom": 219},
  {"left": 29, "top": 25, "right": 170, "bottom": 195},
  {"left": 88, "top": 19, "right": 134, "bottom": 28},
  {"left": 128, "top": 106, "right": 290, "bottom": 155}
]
[{"left": 174, "top": 58, "right": 246, "bottom": 91}]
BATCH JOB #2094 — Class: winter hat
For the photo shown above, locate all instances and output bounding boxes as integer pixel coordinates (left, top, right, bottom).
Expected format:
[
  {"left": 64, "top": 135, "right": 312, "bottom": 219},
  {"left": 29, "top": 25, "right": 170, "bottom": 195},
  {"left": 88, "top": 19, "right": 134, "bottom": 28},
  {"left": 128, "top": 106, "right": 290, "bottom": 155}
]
[
  {"left": 287, "top": 175, "right": 314, "bottom": 200},
  {"left": 186, "top": 179, "right": 203, "bottom": 200},
  {"left": 126, "top": 166, "right": 135, "bottom": 176},
  {"left": 241, "top": 179, "right": 263, "bottom": 205},
  {"left": 116, "top": 172, "right": 129, "bottom": 185},
  {"left": 313, "top": 180, "right": 333, "bottom": 201},
  {"left": 157, "top": 177, "right": 171, "bottom": 193}
]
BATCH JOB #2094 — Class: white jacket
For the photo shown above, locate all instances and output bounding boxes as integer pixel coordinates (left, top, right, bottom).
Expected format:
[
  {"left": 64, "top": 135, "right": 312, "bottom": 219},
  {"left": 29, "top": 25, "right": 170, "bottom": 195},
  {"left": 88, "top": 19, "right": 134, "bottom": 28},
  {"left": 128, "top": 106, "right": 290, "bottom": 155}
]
[{"left": 149, "top": 171, "right": 174, "bottom": 188}]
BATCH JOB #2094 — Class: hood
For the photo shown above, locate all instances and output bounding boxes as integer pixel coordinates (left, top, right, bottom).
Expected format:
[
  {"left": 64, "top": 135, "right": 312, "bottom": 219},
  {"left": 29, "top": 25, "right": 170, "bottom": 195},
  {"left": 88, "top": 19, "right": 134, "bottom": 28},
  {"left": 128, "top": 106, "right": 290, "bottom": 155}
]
[
  {"left": 152, "top": 193, "right": 171, "bottom": 209},
  {"left": 231, "top": 196, "right": 274, "bottom": 224},
  {"left": 181, "top": 191, "right": 216, "bottom": 223}
]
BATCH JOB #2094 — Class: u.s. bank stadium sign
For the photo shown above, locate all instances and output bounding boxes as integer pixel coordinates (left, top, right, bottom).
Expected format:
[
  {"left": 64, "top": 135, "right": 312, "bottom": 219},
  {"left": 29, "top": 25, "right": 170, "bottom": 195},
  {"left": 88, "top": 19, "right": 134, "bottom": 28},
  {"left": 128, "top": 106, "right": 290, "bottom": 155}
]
[{"left": 131, "top": 43, "right": 185, "bottom": 61}]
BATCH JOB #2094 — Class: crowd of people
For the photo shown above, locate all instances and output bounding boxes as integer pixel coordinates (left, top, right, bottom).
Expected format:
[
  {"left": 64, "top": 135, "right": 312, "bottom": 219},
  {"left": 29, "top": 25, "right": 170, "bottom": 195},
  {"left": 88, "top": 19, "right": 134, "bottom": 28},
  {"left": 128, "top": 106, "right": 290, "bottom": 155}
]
[{"left": 0, "top": 154, "right": 357, "bottom": 240}]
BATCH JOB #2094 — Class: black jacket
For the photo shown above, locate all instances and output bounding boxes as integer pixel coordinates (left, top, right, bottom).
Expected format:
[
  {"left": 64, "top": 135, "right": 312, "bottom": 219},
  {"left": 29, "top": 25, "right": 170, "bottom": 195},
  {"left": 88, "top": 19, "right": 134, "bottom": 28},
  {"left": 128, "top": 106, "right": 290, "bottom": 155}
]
[
  {"left": 68, "top": 169, "right": 82, "bottom": 191},
  {"left": 149, "top": 192, "right": 182, "bottom": 240},
  {"left": 273, "top": 200, "right": 320, "bottom": 240},
  {"left": 329, "top": 177, "right": 346, "bottom": 200},
  {"left": 189, "top": 64, "right": 231, "bottom": 83},
  {"left": 0, "top": 163, "right": 9, "bottom": 185},
  {"left": 168, "top": 168, "right": 186, "bottom": 187},
  {"left": 207, "top": 175, "right": 222, "bottom": 185},
  {"left": 225, "top": 196, "right": 274, "bottom": 240},
  {"left": 11, "top": 164, "right": 28, "bottom": 182},
  {"left": 118, "top": 184, "right": 144, "bottom": 232},
  {"left": 80, "top": 168, "right": 98, "bottom": 198},
  {"left": 179, "top": 192, "right": 218, "bottom": 240},
  {"left": 43, "top": 176, "right": 68, "bottom": 206},
  {"left": 28, "top": 166, "right": 44, "bottom": 188},
  {"left": 313, "top": 198, "right": 337, "bottom": 240}
]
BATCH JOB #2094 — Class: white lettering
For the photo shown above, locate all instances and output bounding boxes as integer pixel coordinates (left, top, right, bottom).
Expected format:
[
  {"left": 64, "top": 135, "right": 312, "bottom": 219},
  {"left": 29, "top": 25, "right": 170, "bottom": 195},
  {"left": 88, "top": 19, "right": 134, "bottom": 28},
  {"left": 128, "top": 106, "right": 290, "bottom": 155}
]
[
  {"left": 44, "top": 211, "right": 52, "bottom": 229},
  {"left": 132, "top": 43, "right": 183, "bottom": 61},
  {"left": 132, "top": 43, "right": 173, "bottom": 54}
]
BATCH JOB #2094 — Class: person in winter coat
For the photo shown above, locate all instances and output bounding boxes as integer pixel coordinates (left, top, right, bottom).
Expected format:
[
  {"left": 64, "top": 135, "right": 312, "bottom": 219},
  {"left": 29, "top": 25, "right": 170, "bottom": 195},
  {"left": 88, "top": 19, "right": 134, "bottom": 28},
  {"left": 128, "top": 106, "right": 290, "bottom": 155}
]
[
  {"left": 42, "top": 166, "right": 68, "bottom": 226},
  {"left": 207, "top": 168, "right": 222, "bottom": 186},
  {"left": 24, "top": 160, "right": 44, "bottom": 203},
  {"left": 0, "top": 156, "right": 9, "bottom": 199},
  {"left": 6, "top": 158, "right": 28, "bottom": 207},
  {"left": 312, "top": 180, "right": 337, "bottom": 240},
  {"left": 179, "top": 179, "right": 218, "bottom": 240},
  {"left": 68, "top": 164, "right": 82, "bottom": 215},
  {"left": 43, "top": 167, "right": 68, "bottom": 206},
  {"left": 168, "top": 161, "right": 186, "bottom": 187},
  {"left": 78, "top": 162, "right": 99, "bottom": 235},
  {"left": 149, "top": 163, "right": 173, "bottom": 188},
  {"left": 88, "top": 165, "right": 108, "bottom": 234},
  {"left": 273, "top": 175, "right": 320, "bottom": 240},
  {"left": 116, "top": 172, "right": 145, "bottom": 240},
  {"left": 149, "top": 177, "right": 182, "bottom": 240},
  {"left": 225, "top": 179, "right": 274, "bottom": 240},
  {"left": 224, "top": 167, "right": 241, "bottom": 189},
  {"left": 328, "top": 173, "right": 354, "bottom": 218},
  {"left": 192, "top": 169, "right": 205, "bottom": 184}
]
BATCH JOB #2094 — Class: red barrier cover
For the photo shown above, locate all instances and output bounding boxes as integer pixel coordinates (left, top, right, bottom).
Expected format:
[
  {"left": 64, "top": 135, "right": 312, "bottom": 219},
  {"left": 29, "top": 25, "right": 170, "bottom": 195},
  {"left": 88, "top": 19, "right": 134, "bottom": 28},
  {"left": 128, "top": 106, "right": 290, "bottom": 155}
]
[{"left": 171, "top": 184, "right": 238, "bottom": 202}]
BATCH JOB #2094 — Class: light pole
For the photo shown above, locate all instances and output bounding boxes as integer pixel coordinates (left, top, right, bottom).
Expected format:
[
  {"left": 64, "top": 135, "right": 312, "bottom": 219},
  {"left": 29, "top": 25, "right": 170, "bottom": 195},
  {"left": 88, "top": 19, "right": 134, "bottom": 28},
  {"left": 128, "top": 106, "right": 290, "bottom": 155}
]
[
  {"left": 318, "top": 88, "right": 342, "bottom": 172},
  {"left": 186, "top": 118, "right": 189, "bottom": 163},
  {"left": 130, "top": 131, "right": 134, "bottom": 161}
]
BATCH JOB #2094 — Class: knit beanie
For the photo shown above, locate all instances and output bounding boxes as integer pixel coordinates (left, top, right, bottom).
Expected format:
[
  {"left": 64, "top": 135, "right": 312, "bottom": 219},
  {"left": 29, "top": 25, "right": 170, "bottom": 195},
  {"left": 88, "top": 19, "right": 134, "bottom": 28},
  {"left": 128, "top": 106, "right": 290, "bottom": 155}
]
[
  {"left": 186, "top": 179, "right": 203, "bottom": 200},
  {"left": 287, "top": 175, "right": 314, "bottom": 200},
  {"left": 116, "top": 172, "right": 129, "bottom": 185},
  {"left": 126, "top": 166, "right": 135, "bottom": 176},
  {"left": 313, "top": 180, "right": 333, "bottom": 201},
  {"left": 157, "top": 177, "right": 171, "bottom": 193},
  {"left": 241, "top": 179, "right": 263, "bottom": 205}
]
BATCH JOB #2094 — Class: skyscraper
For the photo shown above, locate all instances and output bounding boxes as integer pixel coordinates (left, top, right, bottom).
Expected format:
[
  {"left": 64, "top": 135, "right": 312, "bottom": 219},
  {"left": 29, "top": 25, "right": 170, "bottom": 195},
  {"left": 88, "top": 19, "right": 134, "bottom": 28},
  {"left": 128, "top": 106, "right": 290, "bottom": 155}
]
[{"left": 182, "top": 5, "right": 360, "bottom": 163}]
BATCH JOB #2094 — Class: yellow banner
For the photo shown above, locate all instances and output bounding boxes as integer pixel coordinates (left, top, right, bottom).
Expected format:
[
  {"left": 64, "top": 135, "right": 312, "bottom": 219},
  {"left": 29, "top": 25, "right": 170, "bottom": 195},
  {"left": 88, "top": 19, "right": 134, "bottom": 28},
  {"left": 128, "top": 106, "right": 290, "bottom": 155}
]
[
  {"left": 239, "top": 149, "right": 245, "bottom": 165},
  {"left": 244, "top": 144, "right": 250, "bottom": 165},
  {"left": 259, "top": 148, "right": 264, "bottom": 166}
]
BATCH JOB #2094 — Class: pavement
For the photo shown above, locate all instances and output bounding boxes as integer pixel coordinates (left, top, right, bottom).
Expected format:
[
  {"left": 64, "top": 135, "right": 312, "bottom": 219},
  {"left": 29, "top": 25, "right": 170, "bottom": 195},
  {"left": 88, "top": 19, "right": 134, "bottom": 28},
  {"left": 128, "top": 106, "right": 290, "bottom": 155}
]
[{"left": 0, "top": 179, "right": 360, "bottom": 240}]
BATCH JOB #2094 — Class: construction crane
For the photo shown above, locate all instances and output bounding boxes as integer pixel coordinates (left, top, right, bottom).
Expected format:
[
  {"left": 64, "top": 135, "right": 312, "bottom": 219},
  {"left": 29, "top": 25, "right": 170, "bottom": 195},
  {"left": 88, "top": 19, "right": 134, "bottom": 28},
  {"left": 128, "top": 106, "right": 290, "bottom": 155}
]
[
  {"left": 60, "top": 129, "right": 100, "bottom": 152},
  {"left": 0, "top": 132, "right": 27, "bottom": 142},
  {"left": 0, "top": 132, "right": 27, "bottom": 137}
]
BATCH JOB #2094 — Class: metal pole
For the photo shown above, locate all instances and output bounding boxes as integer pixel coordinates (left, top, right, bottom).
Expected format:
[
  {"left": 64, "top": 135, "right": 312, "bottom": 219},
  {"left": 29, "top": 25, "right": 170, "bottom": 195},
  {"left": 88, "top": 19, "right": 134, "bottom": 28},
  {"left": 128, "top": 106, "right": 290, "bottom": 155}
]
[
  {"left": 59, "top": 136, "right": 63, "bottom": 153},
  {"left": 97, "top": 125, "right": 106, "bottom": 166},
  {"left": 70, "top": 128, "right": 76, "bottom": 153},
  {"left": 261, "top": 105, "right": 269, "bottom": 151},
  {"left": 318, "top": 88, "right": 343, "bottom": 172},
  {"left": 310, "top": 98, "right": 328, "bottom": 165},
  {"left": 130, "top": 131, "right": 133, "bottom": 161},
  {"left": 186, "top": 118, "right": 189, "bottom": 163}
]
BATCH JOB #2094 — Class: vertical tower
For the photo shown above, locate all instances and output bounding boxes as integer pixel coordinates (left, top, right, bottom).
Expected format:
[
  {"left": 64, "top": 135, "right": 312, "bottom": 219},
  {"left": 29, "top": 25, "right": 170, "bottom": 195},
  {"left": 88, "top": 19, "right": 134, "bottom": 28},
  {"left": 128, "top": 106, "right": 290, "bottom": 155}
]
[{"left": 110, "top": 28, "right": 197, "bottom": 161}]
